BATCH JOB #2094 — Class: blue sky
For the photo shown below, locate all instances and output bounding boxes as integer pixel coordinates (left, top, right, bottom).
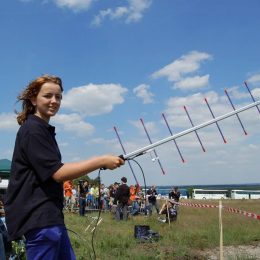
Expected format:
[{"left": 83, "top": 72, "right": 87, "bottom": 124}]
[{"left": 1, "top": 0, "right": 260, "bottom": 186}]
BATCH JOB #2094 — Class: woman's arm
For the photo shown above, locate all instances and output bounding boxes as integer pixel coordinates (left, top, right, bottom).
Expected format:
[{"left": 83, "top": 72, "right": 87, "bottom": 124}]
[{"left": 52, "top": 155, "right": 124, "bottom": 182}]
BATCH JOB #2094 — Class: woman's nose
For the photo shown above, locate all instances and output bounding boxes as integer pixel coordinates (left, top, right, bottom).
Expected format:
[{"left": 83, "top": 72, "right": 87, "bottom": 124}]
[{"left": 51, "top": 95, "right": 60, "bottom": 103}]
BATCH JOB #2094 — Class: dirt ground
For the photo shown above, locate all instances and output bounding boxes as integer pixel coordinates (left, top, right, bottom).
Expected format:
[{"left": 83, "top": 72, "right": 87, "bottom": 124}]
[{"left": 198, "top": 242, "right": 260, "bottom": 259}]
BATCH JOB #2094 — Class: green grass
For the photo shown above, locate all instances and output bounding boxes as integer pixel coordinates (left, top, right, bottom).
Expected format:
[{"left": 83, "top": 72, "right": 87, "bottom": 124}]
[{"left": 65, "top": 199, "right": 260, "bottom": 259}]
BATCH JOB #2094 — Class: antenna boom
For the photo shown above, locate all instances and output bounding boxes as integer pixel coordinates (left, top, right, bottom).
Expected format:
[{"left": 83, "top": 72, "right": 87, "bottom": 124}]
[{"left": 123, "top": 100, "right": 260, "bottom": 160}]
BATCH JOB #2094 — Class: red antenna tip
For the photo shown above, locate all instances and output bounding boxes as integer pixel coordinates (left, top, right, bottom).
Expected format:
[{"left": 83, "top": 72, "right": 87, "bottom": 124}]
[{"left": 224, "top": 139, "right": 227, "bottom": 144}]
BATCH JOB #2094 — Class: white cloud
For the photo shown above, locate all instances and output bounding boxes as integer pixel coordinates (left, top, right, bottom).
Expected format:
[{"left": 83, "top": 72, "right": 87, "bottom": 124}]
[
  {"left": 0, "top": 113, "right": 19, "bottom": 131},
  {"left": 91, "top": 0, "right": 152, "bottom": 26},
  {"left": 151, "top": 51, "right": 212, "bottom": 91},
  {"left": 252, "top": 88, "right": 260, "bottom": 99},
  {"left": 53, "top": 0, "right": 93, "bottom": 12},
  {"left": 126, "top": 0, "right": 152, "bottom": 23},
  {"left": 152, "top": 51, "right": 212, "bottom": 81},
  {"left": 62, "top": 83, "right": 128, "bottom": 116},
  {"left": 91, "top": 7, "right": 129, "bottom": 26},
  {"left": 19, "top": 0, "right": 93, "bottom": 11},
  {"left": 130, "top": 119, "right": 159, "bottom": 136},
  {"left": 247, "top": 73, "right": 260, "bottom": 86},
  {"left": 133, "top": 84, "right": 154, "bottom": 104},
  {"left": 20, "top": 0, "right": 152, "bottom": 23},
  {"left": 52, "top": 113, "right": 95, "bottom": 136},
  {"left": 226, "top": 86, "right": 250, "bottom": 100},
  {"left": 173, "top": 75, "right": 209, "bottom": 90}
]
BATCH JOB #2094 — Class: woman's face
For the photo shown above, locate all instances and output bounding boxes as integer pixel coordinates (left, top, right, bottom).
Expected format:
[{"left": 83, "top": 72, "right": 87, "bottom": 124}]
[{"left": 31, "top": 82, "right": 62, "bottom": 122}]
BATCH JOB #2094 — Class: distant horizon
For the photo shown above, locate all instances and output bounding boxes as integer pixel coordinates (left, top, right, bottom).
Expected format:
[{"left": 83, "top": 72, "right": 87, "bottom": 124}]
[{"left": 146, "top": 183, "right": 260, "bottom": 187}]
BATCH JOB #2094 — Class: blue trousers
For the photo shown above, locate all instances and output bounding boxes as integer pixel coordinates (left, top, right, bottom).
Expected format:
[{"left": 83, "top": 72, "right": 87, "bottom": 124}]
[
  {"left": 0, "top": 233, "right": 5, "bottom": 260},
  {"left": 115, "top": 203, "right": 128, "bottom": 221},
  {"left": 79, "top": 197, "right": 86, "bottom": 216},
  {"left": 25, "top": 225, "right": 76, "bottom": 260}
]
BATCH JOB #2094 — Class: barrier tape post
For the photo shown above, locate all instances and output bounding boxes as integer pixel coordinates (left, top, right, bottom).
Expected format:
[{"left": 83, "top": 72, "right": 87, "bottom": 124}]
[
  {"left": 219, "top": 200, "right": 223, "bottom": 260},
  {"left": 166, "top": 199, "right": 171, "bottom": 227}
]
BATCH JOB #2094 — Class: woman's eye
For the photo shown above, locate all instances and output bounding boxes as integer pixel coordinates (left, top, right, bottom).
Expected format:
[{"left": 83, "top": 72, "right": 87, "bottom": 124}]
[
  {"left": 56, "top": 94, "right": 62, "bottom": 100},
  {"left": 43, "top": 94, "right": 62, "bottom": 100},
  {"left": 44, "top": 94, "right": 53, "bottom": 99}
]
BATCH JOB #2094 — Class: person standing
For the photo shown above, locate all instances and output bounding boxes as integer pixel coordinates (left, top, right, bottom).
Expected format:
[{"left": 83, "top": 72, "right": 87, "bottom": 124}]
[
  {"left": 100, "top": 184, "right": 109, "bottom": 210},
  {"left": 114, "top": 177, "right": 130, "bottom": 221},
  {"left": 78, "top": 180, "right": 89, "bottom": 216},
  {"left": 147, "top": 185, "right": 159, "bottom": 215},
  {"left": 169, "top": 186, "right": 181, "bottom": 202},
  {"left": 70, "top": 185, "right": 77, "bottom": 213},
  {"left": 4, "top": 75, "right": 124, "bottom": 260},
  {"left": 169, "top": 186, "right": 181, "bottom": 214},
  {"left": 129, "top": 184, "right": 140, "bottom": 216},
  {"left": 91, "top": 184, "right": 99, "bottom": 209},
  {"left": 109, "top": 182, "right": 119, "bottom": 212},
  {"left": 63, "top": 180, "right": 73, "bottom": 209}
]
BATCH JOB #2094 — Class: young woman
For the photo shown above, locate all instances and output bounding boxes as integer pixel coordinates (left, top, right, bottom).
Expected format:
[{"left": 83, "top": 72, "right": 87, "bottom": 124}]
[{"left": 4, "top": 75, "right": 124, "bottom": 260}]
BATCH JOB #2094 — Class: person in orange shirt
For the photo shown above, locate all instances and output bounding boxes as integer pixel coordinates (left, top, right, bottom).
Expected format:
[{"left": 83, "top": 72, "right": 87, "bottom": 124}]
[
  {"left": 64, "top": 180, "right": 73, "bottom": 209},
  {"left": 130, "top": 184, "right": 140, "bottom": 216}
]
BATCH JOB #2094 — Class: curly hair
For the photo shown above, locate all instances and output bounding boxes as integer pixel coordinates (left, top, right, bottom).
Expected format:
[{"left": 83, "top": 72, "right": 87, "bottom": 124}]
[{"left": 16, "top": 75, "right": 63, "bottom": 125}]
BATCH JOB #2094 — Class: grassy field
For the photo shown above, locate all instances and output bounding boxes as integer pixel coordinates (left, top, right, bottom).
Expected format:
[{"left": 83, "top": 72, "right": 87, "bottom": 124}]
[{"left": 65, "top": 199, "right": 260, "bottom": 259}]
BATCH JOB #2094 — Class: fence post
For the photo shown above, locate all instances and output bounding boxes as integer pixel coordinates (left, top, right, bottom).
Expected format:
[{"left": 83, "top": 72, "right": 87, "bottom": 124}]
[{"left": 219, "top": 200, "right": 223, "bottom": 260}]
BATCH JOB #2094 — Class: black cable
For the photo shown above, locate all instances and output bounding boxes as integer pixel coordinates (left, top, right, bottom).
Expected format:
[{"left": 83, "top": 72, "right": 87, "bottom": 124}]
[
  {"left": 90, "top": 159, "right": 147, "bottom": 259},
  {"left": 66, "top": 228, "right": 93, "bottom": 260},
  {"left": 129, "top": 158, "right": 147, "bottom": 214}
]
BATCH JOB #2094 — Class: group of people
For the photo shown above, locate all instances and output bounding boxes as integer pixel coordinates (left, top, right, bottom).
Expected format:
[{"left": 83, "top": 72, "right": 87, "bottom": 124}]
[
  {"left": 63, "top": 180, "right": 103, "bottom": 216},
  {"left": 63, "top": 175, "right": 182, "bottom": 224},
  {"left": 62, "top": 176, "right": 182, "bottom": 223},
  {"left": 62, "top": 177, "right": 142, "bottom": 220},
  {"left": 111, "top": 182, "right": 181, "bottom": 223}
]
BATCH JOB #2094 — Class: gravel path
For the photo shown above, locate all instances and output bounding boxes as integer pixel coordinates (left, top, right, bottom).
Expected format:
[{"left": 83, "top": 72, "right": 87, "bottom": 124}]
[{"left": 200, "top": 243, "right": 260, "bottom": 259}]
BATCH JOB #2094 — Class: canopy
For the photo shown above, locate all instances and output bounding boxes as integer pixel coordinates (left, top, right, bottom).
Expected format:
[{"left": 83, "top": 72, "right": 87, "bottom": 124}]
[{"left": 0, "top": 159, "right": 11, "bottom": 179}]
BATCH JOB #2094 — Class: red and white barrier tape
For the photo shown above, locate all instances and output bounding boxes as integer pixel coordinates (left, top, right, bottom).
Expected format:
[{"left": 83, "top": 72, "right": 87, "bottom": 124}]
[
  {"left": 224, "top": 207, "right": 260, "bottom": 220},
  {"left": 178, "top": 202, "right": 218, "bottom": 209},
  {"left": 167, "top": 200, "right": 260, "bottom": 221}
]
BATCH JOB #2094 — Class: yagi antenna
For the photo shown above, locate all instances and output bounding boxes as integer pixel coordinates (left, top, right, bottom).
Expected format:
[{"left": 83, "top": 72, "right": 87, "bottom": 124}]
[
  {"left": 140, "top": 118, "right": 166, "bottom": 175},
  {"left": 183, "top": 105, "right": 206, "bottom": 152},
  {"left": 225, "top": 89, "right": 247, "bottom": 135},
  {"left": 162, "top": 113, "right": 185, "bottom": 163},
  {"left": 204, "top": 98, "right": 227, "bottom": 143},
  {"left": 121, "top": 98, "right": 260, "bottom": 161}
]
